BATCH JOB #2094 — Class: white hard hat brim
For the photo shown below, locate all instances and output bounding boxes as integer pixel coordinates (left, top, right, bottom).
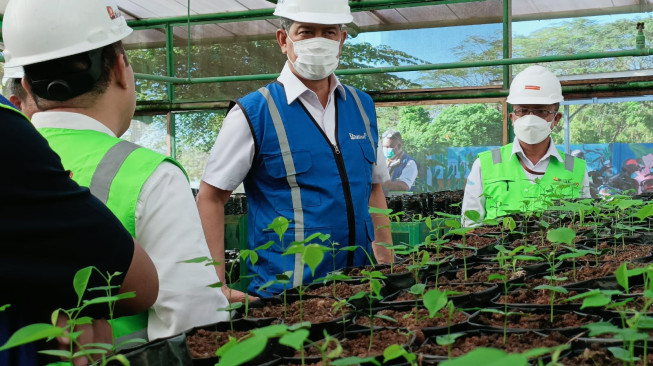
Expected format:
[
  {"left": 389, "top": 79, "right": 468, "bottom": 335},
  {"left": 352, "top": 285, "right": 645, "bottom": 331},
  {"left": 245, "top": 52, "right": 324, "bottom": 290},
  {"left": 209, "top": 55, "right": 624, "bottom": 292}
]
[
  {"left": 507, "top": 95, "right": 564, "bottom": 105},
  {"left": 274, "top": 11, "right": 353, "bottom": 25}
]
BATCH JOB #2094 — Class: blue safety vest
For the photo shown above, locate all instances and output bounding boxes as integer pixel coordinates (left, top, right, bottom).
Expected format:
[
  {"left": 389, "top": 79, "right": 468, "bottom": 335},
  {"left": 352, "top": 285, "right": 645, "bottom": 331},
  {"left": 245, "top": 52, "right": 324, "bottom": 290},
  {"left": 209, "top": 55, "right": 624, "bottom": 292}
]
[
  {"left": 389, "top": 153, "right": 416, "bottom": 192},
  {"left": 239, "top": 82, "right": 379, "bottom": 297}
]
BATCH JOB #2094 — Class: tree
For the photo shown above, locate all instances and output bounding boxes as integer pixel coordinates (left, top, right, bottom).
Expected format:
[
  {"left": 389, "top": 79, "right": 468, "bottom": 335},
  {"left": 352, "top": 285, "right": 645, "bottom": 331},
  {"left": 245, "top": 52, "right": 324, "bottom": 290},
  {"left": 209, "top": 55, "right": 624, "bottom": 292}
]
[{"left": 431, "top": 104, "right": 503, "bottom": 147}]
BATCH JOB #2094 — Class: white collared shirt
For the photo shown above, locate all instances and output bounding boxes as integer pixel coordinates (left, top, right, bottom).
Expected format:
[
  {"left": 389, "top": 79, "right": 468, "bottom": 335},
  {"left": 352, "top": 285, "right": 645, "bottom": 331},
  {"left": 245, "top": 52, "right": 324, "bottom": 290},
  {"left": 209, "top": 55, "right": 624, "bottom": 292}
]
[
  {"left": 202, "top": 62, "right": 389, "bottom": 191},
  {"left": 461, "top": 137, "right": 591, "bottom": 226},
  {"left": 31, "top": 111, "right": 230, "bottom": 340}
]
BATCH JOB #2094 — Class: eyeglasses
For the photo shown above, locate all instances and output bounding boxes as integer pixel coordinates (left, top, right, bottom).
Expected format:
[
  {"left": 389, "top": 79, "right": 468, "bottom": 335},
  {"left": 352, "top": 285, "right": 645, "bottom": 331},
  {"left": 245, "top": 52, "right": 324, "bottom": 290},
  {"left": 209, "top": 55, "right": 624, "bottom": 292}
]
[{"left": 513, "top": 108, "right": 558, "bottom": 118}]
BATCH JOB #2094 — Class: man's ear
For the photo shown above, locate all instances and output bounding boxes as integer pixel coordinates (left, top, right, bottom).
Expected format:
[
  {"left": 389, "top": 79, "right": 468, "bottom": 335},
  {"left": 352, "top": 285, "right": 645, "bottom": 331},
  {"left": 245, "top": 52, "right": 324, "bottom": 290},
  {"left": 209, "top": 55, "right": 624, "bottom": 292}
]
[
  {"left": 277, "top": 29, "right": 289, "bottom": 54},
  {"left": 113, "top": 53, "right": 130, "bottom": 89},
  {"left": 9, "top": 95, "right": 22, "bottom": 111},
  {"left": 552, "top": 112, "right": 563, "bottom": 129}
]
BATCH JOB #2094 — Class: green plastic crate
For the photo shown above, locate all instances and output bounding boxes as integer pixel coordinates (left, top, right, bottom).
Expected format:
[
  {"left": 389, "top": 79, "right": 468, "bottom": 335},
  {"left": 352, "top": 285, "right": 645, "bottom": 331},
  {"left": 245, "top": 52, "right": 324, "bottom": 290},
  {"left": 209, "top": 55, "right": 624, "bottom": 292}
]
[{"left": 224, "top": 214, "right": 249, "bottom": 292}]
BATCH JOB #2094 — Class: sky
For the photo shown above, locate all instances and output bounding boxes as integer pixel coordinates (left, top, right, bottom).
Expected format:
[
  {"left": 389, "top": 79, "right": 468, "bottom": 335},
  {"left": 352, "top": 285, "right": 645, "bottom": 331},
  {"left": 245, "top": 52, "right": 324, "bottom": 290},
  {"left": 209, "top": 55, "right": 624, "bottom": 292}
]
[{"left": 349, "top": 13, "right": 645, "bottom": 65}]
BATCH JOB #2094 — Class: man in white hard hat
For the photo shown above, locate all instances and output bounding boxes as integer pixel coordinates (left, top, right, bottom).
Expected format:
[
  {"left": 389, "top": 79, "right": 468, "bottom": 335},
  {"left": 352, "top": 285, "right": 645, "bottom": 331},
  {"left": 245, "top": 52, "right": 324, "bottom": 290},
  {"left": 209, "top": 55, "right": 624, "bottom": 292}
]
[
  {"left": 461, "top": 65, "right": 591, "bottom": 226},
  {"left": 198, "top": 0, "right": 394, "bottom": 300},
  {"left": 2, "top": 0, "right": 229, "bottom": 342},
  {"left": 2, "top": 66, "right": 38, "bottom": 119}
]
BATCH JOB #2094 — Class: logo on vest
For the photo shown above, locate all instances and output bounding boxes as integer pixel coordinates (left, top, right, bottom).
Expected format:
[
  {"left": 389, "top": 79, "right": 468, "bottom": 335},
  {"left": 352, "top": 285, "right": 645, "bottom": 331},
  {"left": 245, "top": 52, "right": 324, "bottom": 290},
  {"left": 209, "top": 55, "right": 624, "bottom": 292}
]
[{"left": 349, "top": 132, "right": 367, "bottom": 140}]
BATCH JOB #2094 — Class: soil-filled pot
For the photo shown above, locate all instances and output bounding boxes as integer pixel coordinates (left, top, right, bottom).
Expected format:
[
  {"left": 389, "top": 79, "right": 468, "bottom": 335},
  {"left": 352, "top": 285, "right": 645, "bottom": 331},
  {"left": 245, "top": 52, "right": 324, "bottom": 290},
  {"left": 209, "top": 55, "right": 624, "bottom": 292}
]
[
  {"left": 342, "top": 264, "right": 419, "bottom": 292},
  {"left": 414, "top": 329, "right": 571, "bottom": 366},
  {"left": 110, "top": 333, "right": 192, "bottom": 366},
  {"left": 490, "top": 287, "right": 584, "bottom": 311},
  {"left": 284, "top": 328, "right": 415, "bottom": 366},
  {"left": 350, "top": 303, "right": 472, "bottom": 342},
  {"left": 284, "top": 278, "right": 393, "bottom": 310},
  {"left": 235, "top": 294, "right": 354, "bottom": 342},
  {"left": 382, "top": 281, "right": 500, "bottom": 309},
  {"left": 559, "top": 337, "right": 653, "bottom": 365},
  {"left": 185, "top": 318, "right": 287, "bottom": 366},
  {"left": 467, "top": 306, "right": 601, "bottom": 336}
]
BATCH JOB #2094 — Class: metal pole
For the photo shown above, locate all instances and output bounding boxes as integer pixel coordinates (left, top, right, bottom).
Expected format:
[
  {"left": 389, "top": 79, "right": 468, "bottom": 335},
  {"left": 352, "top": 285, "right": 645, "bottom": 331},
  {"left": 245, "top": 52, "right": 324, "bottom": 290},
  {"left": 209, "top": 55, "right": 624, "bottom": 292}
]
[
  {"left": 134, "top": 47, "right": 653, "bottom": 84},
  {"left": 564, "top": 105, "right": 570, "bottom": 154}
]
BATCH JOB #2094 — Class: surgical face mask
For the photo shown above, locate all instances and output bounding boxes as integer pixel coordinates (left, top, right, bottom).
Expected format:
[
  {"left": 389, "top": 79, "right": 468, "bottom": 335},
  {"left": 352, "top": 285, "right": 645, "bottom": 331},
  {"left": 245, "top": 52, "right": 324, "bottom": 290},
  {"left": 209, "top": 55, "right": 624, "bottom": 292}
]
[
  {"left": 287, "top": 33, "right": 341, "bottom": 81},
  {"left": 512, "top": 114, "right": 553, "bottom": 145},
  {"left": 384, "top": 147, "right": 395, "bottom": 159}
]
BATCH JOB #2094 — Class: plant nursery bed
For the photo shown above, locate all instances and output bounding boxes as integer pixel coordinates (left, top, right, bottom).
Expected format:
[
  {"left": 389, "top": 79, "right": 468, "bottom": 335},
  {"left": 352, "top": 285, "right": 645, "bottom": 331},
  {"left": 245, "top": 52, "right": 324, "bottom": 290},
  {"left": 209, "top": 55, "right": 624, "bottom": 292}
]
[
  {"left": 292, "top": 328, "right": 413, "bottom": 361},
  {"left": 494, "top": 287, "right": 582, "bottom": 306},
  {"left": 248, "top": 297, "right": 349, "bottom": 324},
  {"left": 578, "top": 242, "right": 652, "bottom": 262},
  {"left": 526, "top": 262, "right": 645, "bottom": 288},
  {"left": 353, "top": 307, "right": 469, "bottom": 335},
  {"left": 559, "top": 341, "right": 653, "bottom": 366},
  {"left": 469, "top": 310, "right": 598, "bottom": 333},
  {"left": 302, "top": 281, "right": 369, "bottom": 299},
  {"left": 414, "top": 330, "right": 570, "bottom": 360}
]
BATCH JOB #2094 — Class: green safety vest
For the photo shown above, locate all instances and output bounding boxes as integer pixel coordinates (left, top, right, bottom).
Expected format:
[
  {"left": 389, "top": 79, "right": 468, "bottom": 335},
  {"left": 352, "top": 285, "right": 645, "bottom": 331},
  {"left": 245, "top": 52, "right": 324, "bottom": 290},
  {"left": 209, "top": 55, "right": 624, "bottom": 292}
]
[
  {"left": 37, "top": 127, "right": 187, "bottom": 343},
  {"left": 479, "top": 143, "right": 586, "bottom": 220}
]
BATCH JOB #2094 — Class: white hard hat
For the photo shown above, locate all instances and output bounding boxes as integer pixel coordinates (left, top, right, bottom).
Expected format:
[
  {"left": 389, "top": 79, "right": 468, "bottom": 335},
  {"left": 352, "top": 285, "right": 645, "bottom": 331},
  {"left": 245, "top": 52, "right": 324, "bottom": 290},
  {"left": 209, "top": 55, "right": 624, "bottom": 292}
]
[
  {"left": 273, "top": 0, "right": 353, "bottom": 25},
  {"left": 2, "top": 0, "right": 133, "bottom": 68},
  {"left": 2, "top": 66, "right": 24, "bottom": 87},
  {"left": 507, "top": 65, "right": 564, "bottom": 105}
]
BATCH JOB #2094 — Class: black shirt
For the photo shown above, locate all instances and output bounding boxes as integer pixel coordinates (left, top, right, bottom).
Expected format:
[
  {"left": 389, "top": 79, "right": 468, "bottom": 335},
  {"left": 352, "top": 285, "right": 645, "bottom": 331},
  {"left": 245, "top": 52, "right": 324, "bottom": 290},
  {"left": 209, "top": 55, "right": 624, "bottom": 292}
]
[{"left": 0, "top": 104, "right": 134, "bottom": 364}]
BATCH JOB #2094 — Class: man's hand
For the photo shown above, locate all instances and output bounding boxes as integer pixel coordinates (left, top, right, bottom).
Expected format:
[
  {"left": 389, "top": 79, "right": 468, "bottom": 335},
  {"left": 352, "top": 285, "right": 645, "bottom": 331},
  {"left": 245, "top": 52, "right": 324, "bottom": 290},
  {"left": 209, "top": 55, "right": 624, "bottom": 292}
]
[
  {"left": 221, "top": 286, "right": 259, "bottom": 304},
  {"left": 56, "top": 314, "right": 113, "bottom": 366}
]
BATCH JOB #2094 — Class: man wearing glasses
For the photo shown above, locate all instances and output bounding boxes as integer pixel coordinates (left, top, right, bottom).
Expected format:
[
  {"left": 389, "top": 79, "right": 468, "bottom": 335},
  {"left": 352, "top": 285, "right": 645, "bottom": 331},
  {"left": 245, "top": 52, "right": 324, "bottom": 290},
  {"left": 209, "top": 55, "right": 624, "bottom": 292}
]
[{"left": 461, "top": 65, "right": 590, "bottom": 226}]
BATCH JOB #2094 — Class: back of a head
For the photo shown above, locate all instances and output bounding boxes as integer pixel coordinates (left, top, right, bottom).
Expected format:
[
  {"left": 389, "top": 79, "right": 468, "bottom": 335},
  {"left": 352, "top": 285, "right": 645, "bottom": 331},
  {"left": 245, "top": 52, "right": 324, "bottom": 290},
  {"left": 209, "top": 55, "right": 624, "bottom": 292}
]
[
  {"left": 507, "top": 65, "right": 563, "bottom": 105},
  {"left": 2, "top": 0, "right": 133, "bottom": 102},
  {"left": 273, "top": 0, "right": 353, "bottom": 24}
]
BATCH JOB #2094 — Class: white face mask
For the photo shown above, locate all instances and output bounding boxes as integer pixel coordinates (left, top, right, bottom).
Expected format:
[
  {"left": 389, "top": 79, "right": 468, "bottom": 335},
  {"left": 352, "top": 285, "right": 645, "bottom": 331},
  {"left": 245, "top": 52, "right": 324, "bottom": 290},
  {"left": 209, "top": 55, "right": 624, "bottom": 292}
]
[
  {"left": 513, "top": 114, "right": 554, "bottom": 145},
  {"left": 287, "top": 33, "right": 341, "bottom": 80}
]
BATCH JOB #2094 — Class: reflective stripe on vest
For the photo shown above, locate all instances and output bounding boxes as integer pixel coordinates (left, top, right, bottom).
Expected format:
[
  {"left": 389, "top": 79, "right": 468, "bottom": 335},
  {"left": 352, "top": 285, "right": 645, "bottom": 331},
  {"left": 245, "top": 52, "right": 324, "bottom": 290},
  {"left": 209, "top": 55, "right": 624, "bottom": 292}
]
[
  {"left": 258, "top": 86, "right": 306, "bottom": 288},
  {"left": 344, "top": 85, "right": 377, "bottom": 163},
  {"left": 90, "top": 140, "right": 140, "bottom": 204}
]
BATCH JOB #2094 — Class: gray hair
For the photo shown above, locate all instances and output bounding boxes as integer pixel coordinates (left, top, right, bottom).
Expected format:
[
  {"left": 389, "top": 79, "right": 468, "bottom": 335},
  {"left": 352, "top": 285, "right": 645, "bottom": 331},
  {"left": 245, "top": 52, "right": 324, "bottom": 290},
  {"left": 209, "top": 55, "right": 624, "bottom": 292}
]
[{"left": 279, "top": 17, "right": 345, "bottom": 31}]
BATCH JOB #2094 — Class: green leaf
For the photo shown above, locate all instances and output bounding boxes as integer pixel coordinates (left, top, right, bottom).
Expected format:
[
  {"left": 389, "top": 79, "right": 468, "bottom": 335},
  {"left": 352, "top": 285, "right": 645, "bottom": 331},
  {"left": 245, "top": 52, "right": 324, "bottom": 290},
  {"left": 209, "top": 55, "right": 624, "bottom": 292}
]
[
  {"left": 615, "top": 262, "right": 629, "bottom": 291},
  {"left": 488, "top": 274, "right": 506, "bottom": 282},
  {"left": 580, "top": 293, "right": 612, "bottom": 309},
  {"left": 279, "top": 329, "right": 309, "bottom": 350},
  {"left": 533, "top": 285, "right": 568, "bottom": 294},
  {"left": 38, "top": 349, "right": 72, "bottom": 358},
  {"left": 254, "top": 241, "right": 275, "bottom": 251},
  {"left": 464, "top": 210, "right": 480, "bottom": 222},
  {"left": 216, "top": 334, "right": 267, "bottom": 366},
  {"left": 252, "top": 324, "right": 289, "bottom": 338},
  {"left": 369, "top": 206, "right": 393, "bottom": 216},
  {"left": 546, "top": 227, "right": 576, "bottom": 245},
  {"left": 383, "top": 344, "right": 411, "bottom": 363},
  {"left": 445, "top": 219, "right": 461, "bottom": 229},
  {"left": 73, "top": 266, "right": 93, "bottom": 303},
  {"left": 267, "top": 217, "right": 290, "bottom": 241},
  {"left": 409, "top": 283, "right": 426, "bottom": 295},
  {"left": 218, "top": 302, "right": 243, "bottom": 312},
  {"left": 423, "top": 289, "right": 448, "bottom": 317},
  {"left": 608, "top": 347, "right": 640, "bottom": 362},
  {"left": 304, "top": 244, "right": 325, "bottom": 276},
  {"left": 436, "top": 332, "right": 464, "bottom": 346},
  {"left": 0, "top": 323, "right": 63, "bottom": 351},
  {"left": 584, "top": 322, "right": 620, "bottom": 337},
  {"left": 634, "top": 204, "right": 653, "bottom": 221},
  {"left": 178, "top": 256, "right": 211, "bottom": 264}
]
